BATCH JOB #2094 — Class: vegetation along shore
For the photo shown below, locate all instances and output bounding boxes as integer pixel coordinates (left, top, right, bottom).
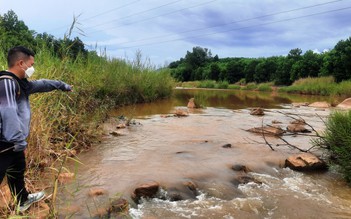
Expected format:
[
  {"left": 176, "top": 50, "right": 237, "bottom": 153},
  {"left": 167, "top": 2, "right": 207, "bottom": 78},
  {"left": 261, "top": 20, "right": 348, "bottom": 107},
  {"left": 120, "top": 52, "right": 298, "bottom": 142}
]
[{"left": 1, "top": 9, "right": 351, "bottom": 218}]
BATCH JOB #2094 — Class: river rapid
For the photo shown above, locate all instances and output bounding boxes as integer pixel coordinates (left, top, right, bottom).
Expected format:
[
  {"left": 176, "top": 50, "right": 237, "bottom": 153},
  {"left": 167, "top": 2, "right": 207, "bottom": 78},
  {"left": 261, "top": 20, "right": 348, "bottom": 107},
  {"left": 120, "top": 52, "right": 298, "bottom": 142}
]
[{"left": 58, "top": 89, "right": 351, "bottom": 219}]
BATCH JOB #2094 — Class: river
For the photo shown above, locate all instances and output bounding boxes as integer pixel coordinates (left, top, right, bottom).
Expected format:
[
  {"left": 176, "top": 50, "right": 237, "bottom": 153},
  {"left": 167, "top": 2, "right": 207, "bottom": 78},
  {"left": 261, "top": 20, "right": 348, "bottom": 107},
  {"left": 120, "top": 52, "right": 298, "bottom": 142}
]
[{"left": 58, "top": 89, "right": 351, "bottom": 219}]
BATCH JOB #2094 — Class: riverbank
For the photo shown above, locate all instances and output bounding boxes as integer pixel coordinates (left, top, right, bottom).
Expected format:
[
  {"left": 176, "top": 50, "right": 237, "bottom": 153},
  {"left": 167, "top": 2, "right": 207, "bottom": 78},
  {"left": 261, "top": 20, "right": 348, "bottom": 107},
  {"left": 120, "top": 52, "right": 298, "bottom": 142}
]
[
  {"left": 178, "top": 76, "right": 351, "bottom": 98},
  {"left": 57, "top": 98, "right": 351, "bottom": 218},
  {"left": 0, "top": 47, "right": 174, "bottom": 218}
]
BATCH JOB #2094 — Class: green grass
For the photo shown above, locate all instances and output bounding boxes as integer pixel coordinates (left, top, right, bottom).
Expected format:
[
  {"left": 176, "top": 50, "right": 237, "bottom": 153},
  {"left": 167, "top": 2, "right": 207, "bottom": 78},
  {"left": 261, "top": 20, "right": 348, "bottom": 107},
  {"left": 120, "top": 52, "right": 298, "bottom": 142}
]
[
  {"left": 257, "top": 82, "right": 273, "bottom": 92},
  {"left": 241, "top": 82, "right": 258, "bottom": 90},
  {"left": 278, "top": 76, "right": 350, "bottom": 96},
  {"left": 313, "top": 110, "right": 351, "bottom": 183},
  {"left": 198, "top": 80, "right": 216, "bottom": 88}
]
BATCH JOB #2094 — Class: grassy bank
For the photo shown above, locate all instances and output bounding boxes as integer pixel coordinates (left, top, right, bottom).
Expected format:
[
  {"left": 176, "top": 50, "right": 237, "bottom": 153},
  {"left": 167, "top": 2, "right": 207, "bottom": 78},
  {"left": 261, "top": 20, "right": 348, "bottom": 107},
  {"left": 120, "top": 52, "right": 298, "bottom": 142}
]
[
  {"left": 178, "top": 80, "right": 273, "bottom": 92},
  {"left": 178, "top": 77, "right": 351, "bottom": 97},
  {"left": 0, "top": 46, "right": 174, "bottom": 217},
  {"left": 278, "top": 76, "right": 351, "bottom": 97},
  {"left": 313, "top": 110, "right": 351, "bottom": 183}
]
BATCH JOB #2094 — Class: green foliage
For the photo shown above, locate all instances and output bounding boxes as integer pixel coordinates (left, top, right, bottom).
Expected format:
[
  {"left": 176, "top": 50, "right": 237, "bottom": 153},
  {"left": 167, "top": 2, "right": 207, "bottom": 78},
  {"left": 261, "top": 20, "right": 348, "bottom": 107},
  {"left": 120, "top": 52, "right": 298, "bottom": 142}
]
[
  {"left": 168, "top": 37, "right": 351, "bottom": 87},
  {"left": 228, "top": 84, "right": 241, "bottom": 89},
  {"left": 0, "top": 10, "right": 88, "bottom": 61},
  {"left": 241, "top": 82, "right": 258, "bottom": 90},
  {"left": 278, "top": 76, "right": 335, "bottom": 96},
  {"left": 216, "top": 80, "right": 229, "bottom": 89},
  {"left": 314, "top": 111, "right": 351, "bottom": 182},
  {"left": 257, "top": 83, "right": 273, "bottom": 92},
  {"left": 198, "top": 80, "right": 216, "bottom": 88},
  {"left": 0, "top": 10, "right": 35, "bottom": 52}
]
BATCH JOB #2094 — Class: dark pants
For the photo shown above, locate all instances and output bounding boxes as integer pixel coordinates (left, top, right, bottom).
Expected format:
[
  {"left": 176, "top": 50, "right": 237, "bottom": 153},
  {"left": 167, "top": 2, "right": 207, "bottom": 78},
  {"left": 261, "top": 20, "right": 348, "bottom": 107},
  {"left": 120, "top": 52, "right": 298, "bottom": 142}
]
[{"left": 0, "top": 147, "right": 29, "bottom": 204}]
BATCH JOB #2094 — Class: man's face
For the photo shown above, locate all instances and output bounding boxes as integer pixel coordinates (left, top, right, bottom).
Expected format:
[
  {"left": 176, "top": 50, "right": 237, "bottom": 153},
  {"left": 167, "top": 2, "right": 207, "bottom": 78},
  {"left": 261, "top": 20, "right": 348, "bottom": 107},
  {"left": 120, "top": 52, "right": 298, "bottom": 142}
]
[{"left": 19, "top": 56, "right": 35, "bottom": 78}]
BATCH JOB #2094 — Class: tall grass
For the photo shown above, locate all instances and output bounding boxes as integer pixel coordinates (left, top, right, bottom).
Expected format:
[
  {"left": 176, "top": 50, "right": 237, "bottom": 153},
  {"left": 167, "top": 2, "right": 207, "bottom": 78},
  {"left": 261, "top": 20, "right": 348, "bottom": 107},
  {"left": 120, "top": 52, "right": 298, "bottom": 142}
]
[
  {"left": 278, "top": 76, "right": 351, "bottom": 97},
  {"left": 0, "top": 46, "right": 174, "bottom": 217},
  {"left": 313, "top": 110, "right": 351, "bottom": 182}
]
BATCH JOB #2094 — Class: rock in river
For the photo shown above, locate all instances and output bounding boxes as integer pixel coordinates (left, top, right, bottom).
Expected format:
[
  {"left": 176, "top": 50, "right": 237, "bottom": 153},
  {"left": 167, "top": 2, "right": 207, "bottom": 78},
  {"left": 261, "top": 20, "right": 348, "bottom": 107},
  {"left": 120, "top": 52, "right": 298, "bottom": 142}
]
[
  {"left": 285, "top": 153, "right": 327, "bottom": 171},
  {"left": 131, "top": 181, "right": 160, "bottom": 203}
]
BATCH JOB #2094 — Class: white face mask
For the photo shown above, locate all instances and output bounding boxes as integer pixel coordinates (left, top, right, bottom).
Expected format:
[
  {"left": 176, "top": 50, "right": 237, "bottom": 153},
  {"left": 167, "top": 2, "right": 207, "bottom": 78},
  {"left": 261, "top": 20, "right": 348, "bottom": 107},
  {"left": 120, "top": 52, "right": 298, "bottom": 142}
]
[{"left": 23, "top": 63, "right": 35, "bottom": 78}]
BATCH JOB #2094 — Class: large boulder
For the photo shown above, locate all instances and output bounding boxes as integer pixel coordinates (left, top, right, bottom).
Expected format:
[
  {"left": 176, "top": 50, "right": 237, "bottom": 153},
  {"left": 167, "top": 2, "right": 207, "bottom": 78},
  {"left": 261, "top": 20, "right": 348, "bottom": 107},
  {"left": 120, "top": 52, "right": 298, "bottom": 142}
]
[
  {"left": 285, "top": 153, "right": 327, "bottom": 171},
  {"left": 337, "top": 98, "right": 351, "bottom": 109},
  {"left": 131, "top": 181, "right": 160, "bottom": 203},
  {"left": 308, "top": 101, "right": 331, "bottom": 108}
]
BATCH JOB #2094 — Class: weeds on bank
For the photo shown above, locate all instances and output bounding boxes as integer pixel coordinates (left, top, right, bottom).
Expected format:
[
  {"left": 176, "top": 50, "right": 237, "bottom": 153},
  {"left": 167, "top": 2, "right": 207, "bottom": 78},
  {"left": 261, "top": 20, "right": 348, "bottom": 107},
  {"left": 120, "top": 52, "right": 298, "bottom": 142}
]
[
  {"left": 0, "top": 43, "right": 174, "bottom": 217},
  {"left": 313, "top": 110, "right": 351, "bottom": 183}
]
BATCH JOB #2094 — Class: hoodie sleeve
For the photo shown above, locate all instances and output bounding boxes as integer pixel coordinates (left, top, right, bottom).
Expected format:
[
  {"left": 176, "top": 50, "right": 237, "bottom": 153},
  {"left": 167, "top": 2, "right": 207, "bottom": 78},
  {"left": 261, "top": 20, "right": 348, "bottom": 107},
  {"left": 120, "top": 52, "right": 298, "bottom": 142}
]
[
  {"left": 0, "top": 79, "right": 27, "bottom": 150},
  {"left": 28, "top": 79, "right": 72, "bottom": 94}
]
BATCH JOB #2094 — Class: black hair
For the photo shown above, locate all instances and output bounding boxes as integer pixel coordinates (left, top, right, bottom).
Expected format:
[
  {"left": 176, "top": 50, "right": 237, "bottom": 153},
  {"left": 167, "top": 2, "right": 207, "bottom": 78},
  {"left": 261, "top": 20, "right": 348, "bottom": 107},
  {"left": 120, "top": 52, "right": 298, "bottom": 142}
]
[{"left": 7, "top": 46, "right": 35, "bottom": 68}]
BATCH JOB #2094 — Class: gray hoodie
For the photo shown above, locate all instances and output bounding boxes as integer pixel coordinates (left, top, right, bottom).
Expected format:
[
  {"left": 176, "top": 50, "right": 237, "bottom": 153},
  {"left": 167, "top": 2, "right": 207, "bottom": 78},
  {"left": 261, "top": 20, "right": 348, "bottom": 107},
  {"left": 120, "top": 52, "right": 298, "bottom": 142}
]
[{"left": 0, "top": 71, "right": 72, "bottom": 151}]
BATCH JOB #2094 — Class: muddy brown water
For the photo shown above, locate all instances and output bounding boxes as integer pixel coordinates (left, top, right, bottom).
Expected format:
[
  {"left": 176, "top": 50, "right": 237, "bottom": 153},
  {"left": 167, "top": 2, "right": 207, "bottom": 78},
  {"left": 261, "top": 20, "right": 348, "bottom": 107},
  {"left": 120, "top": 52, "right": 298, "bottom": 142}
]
[{"left": 58, "top": 89, "right": 351, "bottom": 218}]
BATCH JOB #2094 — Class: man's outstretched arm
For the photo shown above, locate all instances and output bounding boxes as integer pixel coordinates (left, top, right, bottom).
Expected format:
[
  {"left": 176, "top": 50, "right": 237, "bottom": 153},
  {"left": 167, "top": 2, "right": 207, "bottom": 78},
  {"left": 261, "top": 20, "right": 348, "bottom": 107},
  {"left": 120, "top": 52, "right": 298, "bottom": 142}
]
[{"left": 28, "top": 79, "right": 72, "bottom": 94}]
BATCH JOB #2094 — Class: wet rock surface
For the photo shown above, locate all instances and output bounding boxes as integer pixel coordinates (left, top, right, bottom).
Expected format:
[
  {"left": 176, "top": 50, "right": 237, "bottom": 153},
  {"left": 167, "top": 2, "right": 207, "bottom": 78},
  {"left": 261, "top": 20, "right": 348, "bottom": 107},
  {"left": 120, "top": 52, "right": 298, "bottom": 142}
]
[
  {"left": 308, "top": 101, "right": 331, "bottom": 108},
  {"left": 250, "top": 107, "right": 265, "bottom": 116},
  {"left": 131, "top": 182, "right": 160, "bottom": 203},
  {"left": 247, "top": 125, "right": 285, "bottom": 136},
  {"left": 231, "top": 164, "right": 251, "bottom": 173},
  {"left": 287, "top": 124, "right": 311, "bottom": 133},
  {"left": 285, "top": 153, "right": 328, "bottom": 171}
]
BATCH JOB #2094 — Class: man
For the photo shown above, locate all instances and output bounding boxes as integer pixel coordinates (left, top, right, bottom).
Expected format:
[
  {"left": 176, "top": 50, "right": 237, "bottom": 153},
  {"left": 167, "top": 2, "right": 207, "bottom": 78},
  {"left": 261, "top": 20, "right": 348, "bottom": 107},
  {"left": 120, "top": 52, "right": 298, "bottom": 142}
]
[{"left": 0, "top": 46, "right": 72, "bottom": 212}]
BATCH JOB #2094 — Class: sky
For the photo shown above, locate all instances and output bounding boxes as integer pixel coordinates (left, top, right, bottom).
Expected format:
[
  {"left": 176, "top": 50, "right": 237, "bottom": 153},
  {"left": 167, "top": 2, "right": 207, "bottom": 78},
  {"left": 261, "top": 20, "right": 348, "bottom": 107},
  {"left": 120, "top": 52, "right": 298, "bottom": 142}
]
[{"left": 1, "top": 0, "right": 350, "bottom": 66}]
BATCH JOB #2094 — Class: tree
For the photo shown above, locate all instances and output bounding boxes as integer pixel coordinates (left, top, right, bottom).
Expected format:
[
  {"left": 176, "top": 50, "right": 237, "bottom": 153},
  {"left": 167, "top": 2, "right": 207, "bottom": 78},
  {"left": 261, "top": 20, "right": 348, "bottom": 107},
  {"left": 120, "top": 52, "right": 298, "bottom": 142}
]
[
  {"left": 0, "top": 10, "right": 35, "bottom": 51},
  {"left": 226, "top": 59, "right": 245, "bottom": 83},
  {"left": 330, "top": 37, "right": 351, "bottom": 82},
  {"left": 209, "top": 63, "right": 221, "bottom": 81}
]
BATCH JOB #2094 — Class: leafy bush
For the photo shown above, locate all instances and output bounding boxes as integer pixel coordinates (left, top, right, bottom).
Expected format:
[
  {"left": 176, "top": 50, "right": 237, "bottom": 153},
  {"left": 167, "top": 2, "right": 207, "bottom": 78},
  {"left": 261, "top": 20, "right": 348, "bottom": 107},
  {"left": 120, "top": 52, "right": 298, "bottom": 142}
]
[
  {"left": 314, "top": 110, "right": 351, "bottom": 182},
  {"left": 198, "top": 80, "right": 216, "bottom": 88},
  {"left": 216, "top": 81, "right": 229, "bottom": 89},
  {"left": 241, "top": 82, "right": 258, "bottom": 90},
  {"left": 228, "top": 84, "right": 241, "bottom": 89},
  {"left": 257, "top": 83, "right": 273, "bottom": 92}
]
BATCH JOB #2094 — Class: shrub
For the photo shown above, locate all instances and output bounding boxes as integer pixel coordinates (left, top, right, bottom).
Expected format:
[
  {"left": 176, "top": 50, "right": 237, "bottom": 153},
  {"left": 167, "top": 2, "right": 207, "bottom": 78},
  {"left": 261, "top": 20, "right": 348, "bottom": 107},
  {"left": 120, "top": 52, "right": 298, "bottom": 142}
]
[
  {"left": 216, "top": 81, "right": 229, "bottom": 89},
  {"left": 241, "top": 82, "right": 257, "bottom": 90},
  {"left": 314, "top": 110, "right": 351, "bottom": 182},
  {"left": 228, "top": 84, "right": 241, "bottom": 89},
  {"left": 257, "top": 83, "right": 273, "bottom": 92},
  {"left": 198, "top": 80, "right": 216, "bottom": 88}
]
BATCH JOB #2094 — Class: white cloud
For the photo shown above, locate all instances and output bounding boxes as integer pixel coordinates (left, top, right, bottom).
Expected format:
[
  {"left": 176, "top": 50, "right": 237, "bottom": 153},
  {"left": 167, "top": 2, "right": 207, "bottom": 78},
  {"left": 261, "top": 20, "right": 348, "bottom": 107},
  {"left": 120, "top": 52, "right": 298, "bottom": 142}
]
[{"left": 1, "top": 0, "right": 350, "bottom": 65}]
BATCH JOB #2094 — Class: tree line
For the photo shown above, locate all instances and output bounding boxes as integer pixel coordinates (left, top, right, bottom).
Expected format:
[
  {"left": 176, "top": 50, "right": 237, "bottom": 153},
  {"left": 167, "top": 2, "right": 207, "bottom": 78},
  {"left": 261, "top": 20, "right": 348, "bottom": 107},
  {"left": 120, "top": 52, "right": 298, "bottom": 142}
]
[
  {"left": 169, "top": 37, "right": 351, "bottom": 85},
  {"left": 0, "top": 10, "right": 88, "bottom": 60}
]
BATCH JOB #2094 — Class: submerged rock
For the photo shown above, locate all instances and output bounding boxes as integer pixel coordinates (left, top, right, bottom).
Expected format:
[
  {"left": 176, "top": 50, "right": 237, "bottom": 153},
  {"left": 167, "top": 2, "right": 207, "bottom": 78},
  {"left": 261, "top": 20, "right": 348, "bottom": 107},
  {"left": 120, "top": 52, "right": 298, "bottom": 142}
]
[
  {"left": 308, "top": 101, "right": 331, "bottom": 108},
  {"left": 285, "top": 153, "right": 327, "bottom": 171},
  {"left": 88, "top": 188, "right": 107, "bottom": 197},
  {"left": 231, "top": 164, "right": 251, "bottom": 173},
  {"left": 174, "top": 109, "right": 189, "bottom": 117},
  {"left": 287, "top": 124, "right": 311, "bottom": 133},
  {"left": 222, "top": 143, "right": 232, "bottom": 148},
  {"left": 247, "top": 125, "right": 285, "bottom": 136},
  {"left": 110, "top": 131, "right": 124, "bottom": 136},
  {"left": 131, "top": 181, "right": 160, "bottom": 203},
  {"left": 250, "top": 107, "right": 265, "bottom": 116},
  {"left": 231, "top": 174, "right": 262, "bottom": 186},
  {"left": 292, "top": 102, "right": 309, "bottom": 107},
  {"left": 290, "top": 118, "right": 305, "bottom": 125},
  {"left": 108, "top": 198, "right": 129, "bottom": 216}
]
